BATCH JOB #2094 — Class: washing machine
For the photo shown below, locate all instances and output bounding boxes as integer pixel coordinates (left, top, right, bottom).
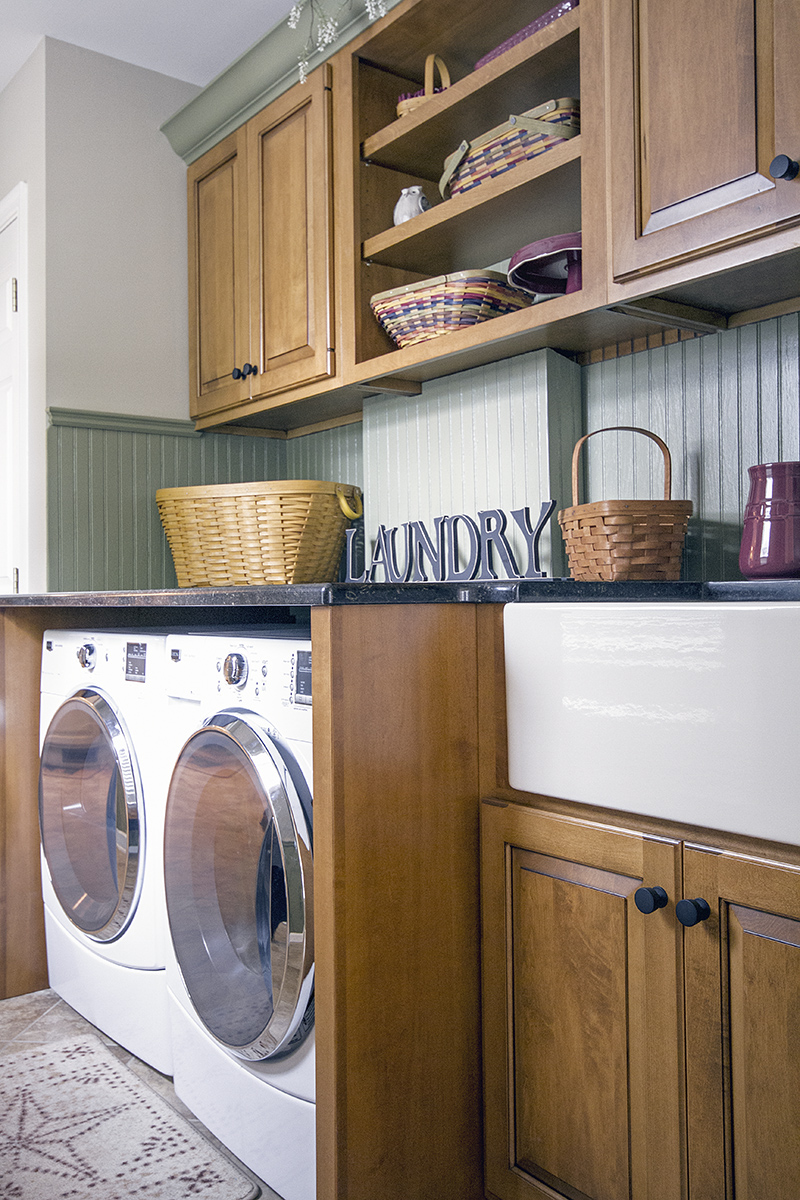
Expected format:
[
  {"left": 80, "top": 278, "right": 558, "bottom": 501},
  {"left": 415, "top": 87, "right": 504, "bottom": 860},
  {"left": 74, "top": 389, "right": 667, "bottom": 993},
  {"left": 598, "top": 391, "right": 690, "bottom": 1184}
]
[
  {"left": 162, "top": 630, "right": 315, "bottom": 1200},
  {"left": 38, "top": 629, "right": 174, "bottom": 1073}
]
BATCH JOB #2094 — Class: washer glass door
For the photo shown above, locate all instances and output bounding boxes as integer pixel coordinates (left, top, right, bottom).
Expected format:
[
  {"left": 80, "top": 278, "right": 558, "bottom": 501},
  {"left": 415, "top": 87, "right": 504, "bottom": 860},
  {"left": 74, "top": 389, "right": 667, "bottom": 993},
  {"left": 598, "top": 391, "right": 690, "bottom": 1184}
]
[
  {"left": 39, "top": 689, "right": 142, "bottom": 940},
  {"left": 164, "top": 713, "right": 313, "bottom": 1061}
]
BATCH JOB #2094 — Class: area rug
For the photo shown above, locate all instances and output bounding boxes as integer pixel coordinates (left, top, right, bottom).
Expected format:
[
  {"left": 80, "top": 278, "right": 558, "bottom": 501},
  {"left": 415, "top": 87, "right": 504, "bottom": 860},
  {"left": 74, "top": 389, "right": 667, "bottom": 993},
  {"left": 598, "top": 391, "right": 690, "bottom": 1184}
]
[{"left": 0, "top": 1036, "right": 260, "bottom": 1199}]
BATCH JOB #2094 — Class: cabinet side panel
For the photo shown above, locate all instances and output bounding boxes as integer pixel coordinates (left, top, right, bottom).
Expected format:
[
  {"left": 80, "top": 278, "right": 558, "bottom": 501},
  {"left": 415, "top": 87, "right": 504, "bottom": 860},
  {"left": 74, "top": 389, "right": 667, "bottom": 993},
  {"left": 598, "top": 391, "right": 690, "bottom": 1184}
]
[{"left": 312, "top": 605, "right": 482, "bottom": 1200}]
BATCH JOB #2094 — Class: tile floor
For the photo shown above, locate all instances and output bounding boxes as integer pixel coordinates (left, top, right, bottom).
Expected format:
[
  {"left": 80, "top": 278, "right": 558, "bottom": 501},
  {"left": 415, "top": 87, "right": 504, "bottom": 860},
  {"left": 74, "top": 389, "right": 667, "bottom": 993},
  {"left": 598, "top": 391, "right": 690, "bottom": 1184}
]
[{"left": 0, "top": 987, "right": 283, "bottom": 1199}]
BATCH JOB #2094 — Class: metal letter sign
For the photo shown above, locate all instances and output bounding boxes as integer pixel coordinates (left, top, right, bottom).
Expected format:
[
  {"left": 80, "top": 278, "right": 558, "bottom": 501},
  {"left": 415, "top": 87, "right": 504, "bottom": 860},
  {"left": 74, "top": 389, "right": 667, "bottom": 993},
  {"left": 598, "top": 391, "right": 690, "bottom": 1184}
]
[{"left": 345, "top": 500, "right": 556, "bottom": 583}]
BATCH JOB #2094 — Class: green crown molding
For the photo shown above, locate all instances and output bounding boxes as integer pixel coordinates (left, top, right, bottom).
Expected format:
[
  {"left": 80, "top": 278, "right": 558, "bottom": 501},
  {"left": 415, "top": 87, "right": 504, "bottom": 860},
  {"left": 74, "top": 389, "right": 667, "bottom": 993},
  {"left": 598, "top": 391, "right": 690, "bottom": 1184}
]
[
  {"left": 48, "top": 408, "right": 202, "bottom": 438},
  {"left": 160, "top": 0, "right": 405, "bottom": 165}
]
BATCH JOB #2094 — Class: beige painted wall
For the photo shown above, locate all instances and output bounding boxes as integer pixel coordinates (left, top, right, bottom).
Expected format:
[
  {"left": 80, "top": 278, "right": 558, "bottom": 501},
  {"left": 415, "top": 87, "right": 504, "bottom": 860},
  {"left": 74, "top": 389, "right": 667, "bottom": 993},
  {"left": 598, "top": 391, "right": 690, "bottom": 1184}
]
[
  {"left": 44, "top": 38, "right": 199, "bottom": 420},
  {"left": 0, "top": 38, "right": 199, "bottom": 589}
]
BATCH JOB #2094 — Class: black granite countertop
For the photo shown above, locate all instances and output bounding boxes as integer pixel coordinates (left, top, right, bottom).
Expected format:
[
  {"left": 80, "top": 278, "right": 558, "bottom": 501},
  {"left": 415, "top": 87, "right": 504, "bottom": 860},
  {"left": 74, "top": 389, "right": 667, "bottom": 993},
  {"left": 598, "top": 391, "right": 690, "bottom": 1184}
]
[{"left": 3, "top": 579, "right": 800, "bottom": 608}]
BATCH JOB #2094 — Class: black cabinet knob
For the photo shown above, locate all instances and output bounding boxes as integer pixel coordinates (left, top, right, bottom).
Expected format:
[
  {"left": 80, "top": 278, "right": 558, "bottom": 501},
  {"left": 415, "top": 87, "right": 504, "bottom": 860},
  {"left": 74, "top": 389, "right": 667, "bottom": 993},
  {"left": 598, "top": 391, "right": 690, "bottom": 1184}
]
[
  {"left": 232, "top": 367, "right": 243, "bottom": 379},
  {"left": 634, "top": 885, "right": 669, "bottom": 914},
  {"left": 242, "top": 362, "right": 258, "bottom": 377},
  {"left": 769, "top": 154, "right": 799, "bottom": 181},
  {"left": 675, "top": 897, "right": 711, "bottom": 927}
]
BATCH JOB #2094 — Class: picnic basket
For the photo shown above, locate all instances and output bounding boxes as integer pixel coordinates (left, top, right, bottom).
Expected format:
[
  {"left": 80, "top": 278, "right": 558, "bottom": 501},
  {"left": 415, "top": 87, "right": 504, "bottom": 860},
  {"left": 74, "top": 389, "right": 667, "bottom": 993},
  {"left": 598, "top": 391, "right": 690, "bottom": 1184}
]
[
  {"left": 439, "top": 97, "right": 580, "bottom": 198},
  {"left": 370, "top": 270, "right": 531, "bottom": 347},
  {"left": 156, "top": 479, "right": 363, "bottom": 587},
  {"left": 558, "top": 427, "right": 692, "bottom": 581}
]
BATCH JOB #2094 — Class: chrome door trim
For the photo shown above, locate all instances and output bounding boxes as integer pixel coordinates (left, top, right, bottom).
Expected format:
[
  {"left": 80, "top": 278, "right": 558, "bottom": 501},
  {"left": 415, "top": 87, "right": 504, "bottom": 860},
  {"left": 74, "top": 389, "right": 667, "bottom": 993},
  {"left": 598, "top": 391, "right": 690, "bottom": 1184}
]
[
  {"left": 38, "top": 688, "right": 142, "bottom": 941},
  {"left": 165, "top": 710, "right": 313, "bottom": 1061}
]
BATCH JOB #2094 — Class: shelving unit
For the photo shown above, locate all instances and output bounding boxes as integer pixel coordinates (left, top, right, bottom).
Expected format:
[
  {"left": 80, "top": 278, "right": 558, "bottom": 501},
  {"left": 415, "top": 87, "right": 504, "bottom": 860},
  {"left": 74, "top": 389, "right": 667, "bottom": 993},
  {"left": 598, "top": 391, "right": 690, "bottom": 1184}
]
[{"left": 341, "top": 0, "right": 603, "bottom": 377}]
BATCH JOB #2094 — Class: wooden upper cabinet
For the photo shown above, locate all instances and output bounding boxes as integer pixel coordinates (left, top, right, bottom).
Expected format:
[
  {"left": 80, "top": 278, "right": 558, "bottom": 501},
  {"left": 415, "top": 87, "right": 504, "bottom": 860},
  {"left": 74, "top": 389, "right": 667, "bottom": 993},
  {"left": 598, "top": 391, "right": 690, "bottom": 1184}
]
[
  {"left": 609, "top": 0, "right": 800, "bottom": 281},
  {"left": 187, "top": 128, "right": 251, "bottom": 418},
  {"left": 246, "top": 65, "right": 335, "bottom": 399},
  {"left": 186, "top": 65, "right": 335, "bottom": 423}
]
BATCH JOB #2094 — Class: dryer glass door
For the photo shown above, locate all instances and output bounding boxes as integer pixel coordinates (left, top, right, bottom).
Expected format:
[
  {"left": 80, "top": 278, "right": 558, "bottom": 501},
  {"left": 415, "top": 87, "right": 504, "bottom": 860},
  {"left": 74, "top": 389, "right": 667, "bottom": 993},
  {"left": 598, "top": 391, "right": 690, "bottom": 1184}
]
[
  {"left": 39, "top": 689, "right": 141, "bottom": 939},
  {"left": 164, "top": 715, "right": 313, "bottom": 1061}
]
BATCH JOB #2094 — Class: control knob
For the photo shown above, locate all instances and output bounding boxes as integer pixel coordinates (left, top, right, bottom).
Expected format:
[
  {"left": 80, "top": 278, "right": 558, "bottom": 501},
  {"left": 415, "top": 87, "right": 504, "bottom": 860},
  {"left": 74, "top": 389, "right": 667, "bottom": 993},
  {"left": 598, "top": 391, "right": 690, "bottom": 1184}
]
[
  {"left": 223, "top": 652, "right": 248, "bottom": 687},
  {"left": 76, "top": 643, "right": 96, "bottom": 670}
]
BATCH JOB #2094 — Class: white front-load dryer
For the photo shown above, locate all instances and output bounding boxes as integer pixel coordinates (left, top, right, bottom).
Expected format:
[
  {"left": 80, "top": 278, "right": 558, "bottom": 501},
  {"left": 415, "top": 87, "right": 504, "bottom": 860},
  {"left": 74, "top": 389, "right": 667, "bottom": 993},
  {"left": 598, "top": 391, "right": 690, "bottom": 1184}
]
[
  {"left": 38, "top": 630, "right": 174, "bottom": 1073},
  {"left": 163, "top": 631, "right": 315, "bottom": 1200}
]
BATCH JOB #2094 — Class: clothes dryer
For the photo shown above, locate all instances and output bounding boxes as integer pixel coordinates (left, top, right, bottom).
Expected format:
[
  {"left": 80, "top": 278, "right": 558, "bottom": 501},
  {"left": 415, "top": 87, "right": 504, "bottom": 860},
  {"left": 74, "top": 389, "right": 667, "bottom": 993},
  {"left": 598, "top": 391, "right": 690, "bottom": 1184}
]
[
  {"left": 38, "top": 630, "right": 174, "bottom": 1073},
  {"left": 162, "top": 631, "right": 315, "bottom": 1200}
]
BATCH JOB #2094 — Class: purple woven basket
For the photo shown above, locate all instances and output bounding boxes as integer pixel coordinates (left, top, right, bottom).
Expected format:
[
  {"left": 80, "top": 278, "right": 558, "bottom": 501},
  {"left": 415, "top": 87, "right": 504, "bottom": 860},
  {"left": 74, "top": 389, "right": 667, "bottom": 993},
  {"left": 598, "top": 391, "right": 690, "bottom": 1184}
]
[{"left": 475, "top": 0, "right": 579, "bottom": 70}]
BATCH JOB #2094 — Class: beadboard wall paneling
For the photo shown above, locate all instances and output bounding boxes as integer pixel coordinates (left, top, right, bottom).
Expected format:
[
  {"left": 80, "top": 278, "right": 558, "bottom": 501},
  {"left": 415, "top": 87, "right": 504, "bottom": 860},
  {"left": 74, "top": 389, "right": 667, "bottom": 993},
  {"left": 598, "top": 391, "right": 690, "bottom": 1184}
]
[
  {"left": 362, "top": 349, "right": 582, "bottom": 580},
  {"left": 582, "top": 314, "right": 800, "bottom": 581},
  {"left": 47, "top": 411, "right": 285, "bottom": 591},
  {"left": 285, "top": 421, "right": 364, "bottom": 489}
]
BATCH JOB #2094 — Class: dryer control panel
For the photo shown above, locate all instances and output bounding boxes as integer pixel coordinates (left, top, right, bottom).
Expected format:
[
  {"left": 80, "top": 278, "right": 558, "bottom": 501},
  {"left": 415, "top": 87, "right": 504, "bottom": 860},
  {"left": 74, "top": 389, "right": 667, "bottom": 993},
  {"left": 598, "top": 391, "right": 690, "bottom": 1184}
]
[{"left": 165, "top": 633, "right": 313, "bottom": 745}]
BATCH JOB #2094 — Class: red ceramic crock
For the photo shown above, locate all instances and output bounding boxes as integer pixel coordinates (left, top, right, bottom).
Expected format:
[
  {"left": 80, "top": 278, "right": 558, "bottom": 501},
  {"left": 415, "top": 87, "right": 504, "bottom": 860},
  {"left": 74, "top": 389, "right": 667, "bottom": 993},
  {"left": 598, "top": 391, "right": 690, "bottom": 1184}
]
[{"left": 739, "top": 461, "right": 800, "bottom": 579}]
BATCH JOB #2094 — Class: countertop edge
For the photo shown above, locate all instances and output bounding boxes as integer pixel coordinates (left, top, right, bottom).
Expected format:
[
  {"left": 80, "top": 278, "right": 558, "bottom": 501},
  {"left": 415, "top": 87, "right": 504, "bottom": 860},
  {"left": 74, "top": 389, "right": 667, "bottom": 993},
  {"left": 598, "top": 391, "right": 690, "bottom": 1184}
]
[{"left": 2, "top": 579, "right": 800, "bottom": 607}]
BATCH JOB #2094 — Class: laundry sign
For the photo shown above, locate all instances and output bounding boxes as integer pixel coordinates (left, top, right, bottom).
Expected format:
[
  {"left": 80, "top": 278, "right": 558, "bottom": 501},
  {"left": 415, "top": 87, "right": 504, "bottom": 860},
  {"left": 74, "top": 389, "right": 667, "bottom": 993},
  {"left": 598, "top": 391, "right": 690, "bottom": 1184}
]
[{"left": 345, "top": 500, "right": 556, "bottom": 583}]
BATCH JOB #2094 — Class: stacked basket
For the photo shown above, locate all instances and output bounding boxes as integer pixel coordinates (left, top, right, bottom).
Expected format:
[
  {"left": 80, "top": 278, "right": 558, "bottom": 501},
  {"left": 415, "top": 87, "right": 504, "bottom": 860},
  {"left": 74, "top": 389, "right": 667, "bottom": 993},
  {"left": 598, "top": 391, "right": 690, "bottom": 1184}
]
[
  {"left": 156, "top": 480, "right": 363, "bottom": 587},
  {"left": 370, "top": 270, "right": 531, "bottom": 348}
]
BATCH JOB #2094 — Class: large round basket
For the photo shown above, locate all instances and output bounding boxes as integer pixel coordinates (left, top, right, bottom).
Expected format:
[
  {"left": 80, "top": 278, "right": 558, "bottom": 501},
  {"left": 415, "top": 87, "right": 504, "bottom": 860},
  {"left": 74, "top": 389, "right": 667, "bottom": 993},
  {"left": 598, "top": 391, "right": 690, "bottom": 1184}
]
[
  {"left": 558, "top": 427, "right": 692, "bottom": 582},
  {"left": 156, "top": 480, "right": 363, "bottom": 587}
]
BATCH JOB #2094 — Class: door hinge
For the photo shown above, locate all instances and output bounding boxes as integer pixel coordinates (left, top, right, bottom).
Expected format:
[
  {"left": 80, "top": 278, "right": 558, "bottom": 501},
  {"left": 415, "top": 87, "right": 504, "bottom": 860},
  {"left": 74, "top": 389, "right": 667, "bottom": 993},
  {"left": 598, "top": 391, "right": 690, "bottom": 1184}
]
[
  {"left": 11, "top": 278, "right": 18, "bottom": 312},
  {"left": 13, "top": 568, "right": 19, "bottom": 594}
]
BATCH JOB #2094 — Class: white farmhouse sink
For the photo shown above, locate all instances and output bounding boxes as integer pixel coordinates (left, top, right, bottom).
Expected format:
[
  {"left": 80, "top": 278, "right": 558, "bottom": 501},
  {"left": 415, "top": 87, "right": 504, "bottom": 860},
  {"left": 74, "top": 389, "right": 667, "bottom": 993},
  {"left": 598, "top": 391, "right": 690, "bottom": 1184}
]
[{"left": 504, "top": 602, "right": 800, "bottom": 846}]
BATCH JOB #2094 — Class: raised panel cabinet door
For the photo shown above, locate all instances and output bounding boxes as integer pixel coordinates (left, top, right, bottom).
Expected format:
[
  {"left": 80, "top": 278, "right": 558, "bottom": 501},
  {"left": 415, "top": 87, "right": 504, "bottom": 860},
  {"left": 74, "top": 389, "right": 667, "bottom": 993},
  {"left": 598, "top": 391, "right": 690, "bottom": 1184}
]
[
  {"left": 187, "top": 128, "right": 252, "bottom": 419},
  {"left": 609, "top": 0, "right": 800, "bottom": 280},
  {"left": 247, "top": 66, "right": 334, "bottom": 399},
  {"left": 481, "top": 801, "right": 685, "bottom": 1200},
  {"left": 682, "top": 845, "right": 800, "bottom": 1200}
]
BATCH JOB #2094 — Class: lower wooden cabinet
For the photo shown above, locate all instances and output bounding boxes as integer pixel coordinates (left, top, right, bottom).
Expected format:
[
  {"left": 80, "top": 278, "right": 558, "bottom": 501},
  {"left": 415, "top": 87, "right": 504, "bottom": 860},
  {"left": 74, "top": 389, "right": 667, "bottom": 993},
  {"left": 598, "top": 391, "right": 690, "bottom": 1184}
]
[{"left": 481, "top": 800, "right": 800, "bottom": 1200}]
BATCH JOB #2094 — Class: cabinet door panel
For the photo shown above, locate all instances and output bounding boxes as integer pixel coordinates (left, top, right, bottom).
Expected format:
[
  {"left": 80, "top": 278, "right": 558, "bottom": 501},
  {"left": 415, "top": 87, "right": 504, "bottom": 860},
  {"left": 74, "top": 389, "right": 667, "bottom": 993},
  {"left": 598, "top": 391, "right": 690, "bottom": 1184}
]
[
  {"left": 248, "top": 67, "right": 334, "bottom": 398},
  {"left": 683, "top": 847, "right": 800, "bottom": 1200},
  {"left": 729, "top": 905, "right": 800, "bottom": 1200},
  {"left": 609, "top": 0, "right": 800, "bottom": 280},
  {"left": 512, "top": 850, "right": 634, "bottom": 1200},
  {"left": 481, "top": 802, "right": 685, "bottom": 1200},
  {"left": 187, "top": 130, "right": 251, "bottom": 418}
]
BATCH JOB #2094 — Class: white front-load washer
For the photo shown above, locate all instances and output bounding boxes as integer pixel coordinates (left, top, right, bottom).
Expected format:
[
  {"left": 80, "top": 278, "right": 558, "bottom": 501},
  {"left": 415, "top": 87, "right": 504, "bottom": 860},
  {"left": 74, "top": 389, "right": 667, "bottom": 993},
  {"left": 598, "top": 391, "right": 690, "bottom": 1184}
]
[
  {"left": 162, "top": 630, "right": 315, "bottom": 1200},
  {"left": 38, "top": 629, "right": 174, "bottom": 1073}
]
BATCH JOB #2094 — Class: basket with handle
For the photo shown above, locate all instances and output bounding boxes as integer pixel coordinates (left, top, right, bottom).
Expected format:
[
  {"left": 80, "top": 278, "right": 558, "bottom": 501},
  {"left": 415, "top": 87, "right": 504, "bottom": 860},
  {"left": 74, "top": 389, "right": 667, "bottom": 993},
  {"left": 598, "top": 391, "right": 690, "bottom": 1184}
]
[
  {"left": 396, "top": 53, "right": 451, "bottom": 117},
  {"left": 156, "top": 479, "right": 363, "bottom": 587},
  {"left": 558, "top": 427, "right": 692, "bottom": 581}
]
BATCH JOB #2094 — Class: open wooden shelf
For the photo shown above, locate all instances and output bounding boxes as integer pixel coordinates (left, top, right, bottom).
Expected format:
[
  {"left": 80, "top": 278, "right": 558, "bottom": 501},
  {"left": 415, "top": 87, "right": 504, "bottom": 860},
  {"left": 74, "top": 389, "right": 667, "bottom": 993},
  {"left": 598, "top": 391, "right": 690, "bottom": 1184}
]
[
  {"left": 363, "top": 142, "right": 581, "bottom": 273},
  {"left": 361, "top": 10, "right": 580, "bottom": 180}
]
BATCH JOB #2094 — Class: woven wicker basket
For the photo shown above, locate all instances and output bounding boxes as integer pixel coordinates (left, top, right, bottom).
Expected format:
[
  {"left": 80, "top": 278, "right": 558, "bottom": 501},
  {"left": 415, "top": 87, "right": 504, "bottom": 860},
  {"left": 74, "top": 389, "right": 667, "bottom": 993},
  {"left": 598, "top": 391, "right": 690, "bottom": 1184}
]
[
  {"left": 558, "top": 427, "right": 692, "bottom": 582},
  {"left": 156, "top": 480, "right": 363, "bottom": 588},
  {"left": 439, "top": 98, "right": 580, "bottom": 199},
  {"left": 370, "top": 270, "right": 531, "bottom": 347},
  {"left": 396, "top": 53, "right": 450, "bottom": 117}
]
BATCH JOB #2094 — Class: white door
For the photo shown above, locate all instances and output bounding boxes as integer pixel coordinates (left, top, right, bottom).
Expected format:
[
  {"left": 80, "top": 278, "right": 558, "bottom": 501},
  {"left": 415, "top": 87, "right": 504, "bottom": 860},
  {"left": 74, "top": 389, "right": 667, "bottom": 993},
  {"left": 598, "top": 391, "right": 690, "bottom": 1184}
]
[{"left": 0, "top": 185, "right": 28, "bottom": 594}]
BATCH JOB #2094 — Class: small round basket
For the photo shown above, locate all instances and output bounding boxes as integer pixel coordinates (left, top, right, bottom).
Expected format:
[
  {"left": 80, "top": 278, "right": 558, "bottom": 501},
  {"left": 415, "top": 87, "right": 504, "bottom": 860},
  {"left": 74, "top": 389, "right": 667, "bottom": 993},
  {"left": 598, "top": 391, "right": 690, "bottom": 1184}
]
[
  {"left": 558, "top": 427, "right": 692, "bottom": 581},
  {"left": 156, "top": 479, "right": 363, "bottom": 587}
]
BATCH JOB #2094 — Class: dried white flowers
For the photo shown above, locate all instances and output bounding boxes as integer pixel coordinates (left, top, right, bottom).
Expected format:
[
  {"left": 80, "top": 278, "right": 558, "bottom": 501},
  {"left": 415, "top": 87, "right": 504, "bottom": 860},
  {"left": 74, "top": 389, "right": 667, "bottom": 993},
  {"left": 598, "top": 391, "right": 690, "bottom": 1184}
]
[{"left": 288, "top": 0, "right": 387, "bottom": 81}]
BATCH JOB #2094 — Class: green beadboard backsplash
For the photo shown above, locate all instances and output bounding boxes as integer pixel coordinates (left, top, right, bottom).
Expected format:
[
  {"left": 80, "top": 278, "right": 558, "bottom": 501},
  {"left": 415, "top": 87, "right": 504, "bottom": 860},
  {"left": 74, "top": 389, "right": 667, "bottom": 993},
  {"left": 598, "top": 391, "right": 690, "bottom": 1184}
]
[
  {"left": 47, "top": 312, "right": 800, "bottom": 592},
  {"left": 46, "top": 411, "right": 364, "bottom": 592}
]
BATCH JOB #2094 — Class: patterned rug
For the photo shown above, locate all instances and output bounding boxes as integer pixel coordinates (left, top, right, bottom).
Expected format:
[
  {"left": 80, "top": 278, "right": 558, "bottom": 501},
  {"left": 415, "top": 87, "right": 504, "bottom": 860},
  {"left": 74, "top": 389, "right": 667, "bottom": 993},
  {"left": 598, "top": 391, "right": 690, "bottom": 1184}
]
[{"left": 0, "top": 1036, "right": 260, "bottom": 1199}]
